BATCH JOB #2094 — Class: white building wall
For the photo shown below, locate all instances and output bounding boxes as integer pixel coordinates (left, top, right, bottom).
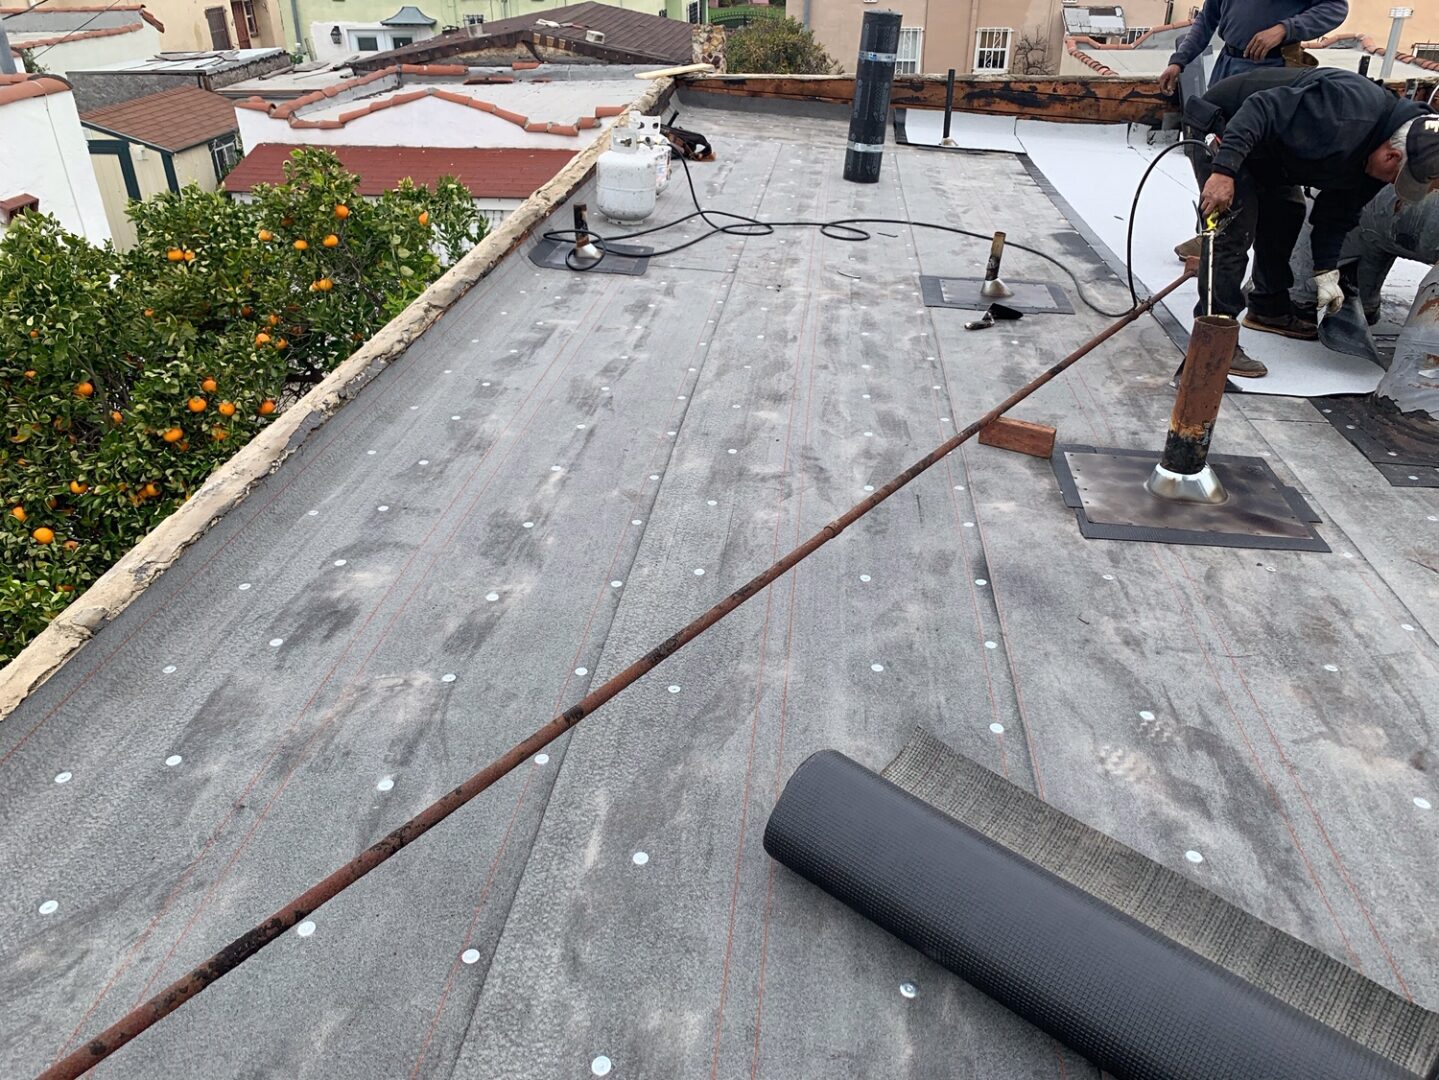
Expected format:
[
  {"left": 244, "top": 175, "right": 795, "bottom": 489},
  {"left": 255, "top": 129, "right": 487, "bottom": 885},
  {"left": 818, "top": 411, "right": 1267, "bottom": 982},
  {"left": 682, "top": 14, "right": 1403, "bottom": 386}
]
[
  {"left": 237, "top": 96, "right": 597, "bottom": 150},
  {"left": 307, "top": 21, "right": 439, "bottom": 64},
  {"left": 0, "top": 91, "right": 111, "bottom": 243},
  {"left": 19, "top": 26, "right": 163, "bottom": 78}
]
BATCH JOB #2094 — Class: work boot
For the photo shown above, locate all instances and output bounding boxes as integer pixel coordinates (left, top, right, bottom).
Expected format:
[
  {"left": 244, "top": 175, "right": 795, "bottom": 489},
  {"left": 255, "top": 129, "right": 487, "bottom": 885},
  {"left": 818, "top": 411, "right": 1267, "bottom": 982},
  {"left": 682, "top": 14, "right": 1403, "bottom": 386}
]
[
  {"left": 1242, "top": 311, "right": 1318, "bottom": 340},
  {"left": 1228, "top": 349, "right": 1268, "bottom": 378},
  {"left": 1174, "top": 235, "right": 1203, "bottom": 262}
]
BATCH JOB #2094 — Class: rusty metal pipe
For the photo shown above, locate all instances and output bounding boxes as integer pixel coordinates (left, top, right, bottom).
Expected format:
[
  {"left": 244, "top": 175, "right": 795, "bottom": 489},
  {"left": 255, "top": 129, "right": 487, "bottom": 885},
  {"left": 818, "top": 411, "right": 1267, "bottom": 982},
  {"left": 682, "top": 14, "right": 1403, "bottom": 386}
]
[
  {"left": 981, "top": 231, "right": 1014, "bottom": 299},
  {"left": 1147, "top": 314, "right": 1238, "bottom": 504},
  {"left": 36, "top": 269, "right": 1194, "bottom": 1080}
]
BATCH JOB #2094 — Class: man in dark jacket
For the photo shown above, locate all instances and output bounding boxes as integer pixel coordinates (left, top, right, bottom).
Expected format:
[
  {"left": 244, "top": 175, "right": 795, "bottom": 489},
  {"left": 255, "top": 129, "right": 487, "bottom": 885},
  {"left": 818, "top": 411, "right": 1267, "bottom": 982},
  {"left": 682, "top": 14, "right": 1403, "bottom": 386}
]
[
  {"left": 1159, "top": 0, "right": 1347, "bottom": 93},
  {"left": 1190, "top": 67, "right": 1437, "bottom": 345}
]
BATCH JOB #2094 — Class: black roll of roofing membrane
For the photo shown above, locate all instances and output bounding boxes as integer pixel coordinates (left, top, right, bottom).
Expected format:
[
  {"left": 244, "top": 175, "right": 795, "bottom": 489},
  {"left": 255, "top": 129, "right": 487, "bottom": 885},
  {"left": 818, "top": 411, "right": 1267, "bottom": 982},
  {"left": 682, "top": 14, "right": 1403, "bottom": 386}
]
[{"left": 763, "top": 749, "right": 1424, "bottom": 1080}]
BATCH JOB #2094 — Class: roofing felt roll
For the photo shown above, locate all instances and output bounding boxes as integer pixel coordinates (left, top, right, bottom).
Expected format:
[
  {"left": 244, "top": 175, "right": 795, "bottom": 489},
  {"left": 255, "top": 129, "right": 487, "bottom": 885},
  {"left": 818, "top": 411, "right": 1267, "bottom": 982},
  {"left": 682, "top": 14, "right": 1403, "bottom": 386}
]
[{"left": 763, "top": 748, "right": 1429, "bottom": 1080}]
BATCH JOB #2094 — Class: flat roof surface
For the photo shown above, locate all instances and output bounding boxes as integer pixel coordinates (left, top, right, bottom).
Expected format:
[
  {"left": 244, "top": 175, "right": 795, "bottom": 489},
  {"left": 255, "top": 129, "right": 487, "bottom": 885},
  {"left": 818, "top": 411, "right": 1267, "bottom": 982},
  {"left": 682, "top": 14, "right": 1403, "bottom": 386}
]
[
  {"left": 2, "top": 93, "right": 1438, "bottom": 1079},
  {"left": 68, "top": 47, "right": 285, "bottom": 74}
]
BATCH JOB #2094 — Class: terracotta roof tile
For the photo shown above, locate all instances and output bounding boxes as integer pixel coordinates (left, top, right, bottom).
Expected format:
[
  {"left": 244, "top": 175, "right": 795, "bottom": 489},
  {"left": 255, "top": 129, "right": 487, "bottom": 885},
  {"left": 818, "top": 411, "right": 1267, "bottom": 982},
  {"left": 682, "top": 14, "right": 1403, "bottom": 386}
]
[
  {"left": 8, "top": 21, "right": 143, "bottom": 53},
  {"left": 0, "top": 72, "right": 73, "bottom": 107},
  {"left": 221, "top": 144, "right": 575, "bottom": 199},
  {"left": 79, "top": 86, "right": 237, "bottom": 152}
]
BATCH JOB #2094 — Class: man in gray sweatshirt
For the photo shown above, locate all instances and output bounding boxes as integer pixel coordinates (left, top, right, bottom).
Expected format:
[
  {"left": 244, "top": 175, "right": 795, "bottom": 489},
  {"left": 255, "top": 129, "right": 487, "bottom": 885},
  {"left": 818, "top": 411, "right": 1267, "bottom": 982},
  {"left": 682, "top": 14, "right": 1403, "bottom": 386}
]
[{"left": 1159, "top": 0, "right": 1348, "bottom": 94}]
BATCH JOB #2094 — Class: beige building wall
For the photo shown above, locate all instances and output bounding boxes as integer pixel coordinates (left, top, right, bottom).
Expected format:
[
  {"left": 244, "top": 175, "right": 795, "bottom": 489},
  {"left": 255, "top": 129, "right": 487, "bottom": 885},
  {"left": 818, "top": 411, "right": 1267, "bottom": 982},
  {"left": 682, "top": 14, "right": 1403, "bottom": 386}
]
[
  {"left": 803, "top": 0, "right": 1173, "bottom": 76},
  {"left": 141, "top": 0, "right": 288, "bottom": 51},
  {"left": 1335, "top": 2, "right": 1439, "bottom": 52}
]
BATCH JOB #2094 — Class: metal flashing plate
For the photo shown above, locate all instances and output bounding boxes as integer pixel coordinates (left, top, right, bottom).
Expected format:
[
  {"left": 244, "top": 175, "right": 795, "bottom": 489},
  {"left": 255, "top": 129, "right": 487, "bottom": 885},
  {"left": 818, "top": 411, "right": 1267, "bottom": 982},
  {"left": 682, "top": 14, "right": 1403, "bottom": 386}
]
[
  {"left": 528, "top": 238, "right": 652, "bottom": 275},
  {"left": 1316, "top": 395, "right": 1439, "bottom": 488},
  {"left": 1051, "top": 445, "right": 1329, "bottom": 552},
  {"left": 920, "top": 275, "right": 1074, "bottom": 315}
]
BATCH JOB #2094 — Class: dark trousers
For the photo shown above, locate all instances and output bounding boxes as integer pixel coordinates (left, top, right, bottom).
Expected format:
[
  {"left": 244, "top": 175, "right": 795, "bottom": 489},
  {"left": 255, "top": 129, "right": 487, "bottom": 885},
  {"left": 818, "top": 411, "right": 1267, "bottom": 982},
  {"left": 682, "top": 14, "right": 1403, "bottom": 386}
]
[{"left": 1189, "top": 146, "right": 1306, "bottom": 319}]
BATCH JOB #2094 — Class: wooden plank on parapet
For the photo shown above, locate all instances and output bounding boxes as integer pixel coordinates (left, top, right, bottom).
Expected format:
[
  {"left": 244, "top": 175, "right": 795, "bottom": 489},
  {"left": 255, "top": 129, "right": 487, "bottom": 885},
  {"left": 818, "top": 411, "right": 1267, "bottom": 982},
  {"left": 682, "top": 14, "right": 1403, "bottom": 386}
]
[{"left": 681, "top": 74, "right": 1174, "bottom": 126}]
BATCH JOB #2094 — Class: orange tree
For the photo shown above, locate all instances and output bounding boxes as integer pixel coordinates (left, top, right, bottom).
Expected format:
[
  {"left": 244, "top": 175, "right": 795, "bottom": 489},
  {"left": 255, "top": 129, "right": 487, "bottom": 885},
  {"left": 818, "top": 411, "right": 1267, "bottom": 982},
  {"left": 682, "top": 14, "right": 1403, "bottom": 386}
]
[{"left": 0, "top": 148, "right": 484, "bottom": 662}]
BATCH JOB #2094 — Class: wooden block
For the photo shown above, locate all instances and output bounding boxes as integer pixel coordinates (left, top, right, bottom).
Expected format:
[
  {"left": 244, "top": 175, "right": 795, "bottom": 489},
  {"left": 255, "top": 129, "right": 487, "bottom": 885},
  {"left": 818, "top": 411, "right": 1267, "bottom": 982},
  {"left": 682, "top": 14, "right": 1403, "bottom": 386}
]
[{"left": 979, "top": 417, "right": 1057, "bottom": 459}]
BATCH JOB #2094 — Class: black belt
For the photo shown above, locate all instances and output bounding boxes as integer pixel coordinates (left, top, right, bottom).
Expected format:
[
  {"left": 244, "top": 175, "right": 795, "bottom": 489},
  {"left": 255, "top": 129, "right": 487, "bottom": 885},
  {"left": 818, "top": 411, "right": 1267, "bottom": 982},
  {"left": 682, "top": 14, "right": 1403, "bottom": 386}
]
[{"left": 1223, "top": 42, "right": 1281, "bottom": 60}]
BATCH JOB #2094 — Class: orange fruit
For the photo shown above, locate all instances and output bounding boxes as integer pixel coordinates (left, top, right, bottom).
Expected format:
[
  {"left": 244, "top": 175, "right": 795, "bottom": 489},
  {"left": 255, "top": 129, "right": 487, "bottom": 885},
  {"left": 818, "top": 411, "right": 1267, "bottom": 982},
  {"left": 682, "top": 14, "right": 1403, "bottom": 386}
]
[
  {"left": 258, "top": 229, "right": 273, "bottom": 241},
  {"left": 162, "top": 427, "right": 183, "bottom": 443},
  {"left": 63, "top": 540, "right": 78, "bottom": 551},
  {"left": 29, "top": 329, "right": 39, "bottom": 338},
  {"left": 267, "top": 314, "right": 280, "bottom": 326},
  {"left": 334, "top": 204, "right": 350, "bottom": 219},
  {"left": 418, "top": 211, "right": 430, "bottom": 226},
  {"left": 32, "top": 527, "right": 54, "bottom": 545},
  {"left": 241, "top": 305, "right": 254, "bottom": 316},
  {"left": 255, "top": 332, "right": 271, "bottom": 346},
  {"left": 218, "top": 401, "right": 236, "bottom": 417},
  {"left": 143, "top": 307, "right": 155, "bottom": 317},
  {"left": 110, "top": 410, "right": 123, "bottom": 424},
  {"left": 212, "top": 428, "right": 229, "bottom": 441},
  {"left": 10, "top": 506, "right": 25, "bottom": 522},
  {"left": 201, "top": 377, "right": 218, "bottom": 393},
  {"left": 293, "top": 239, "right": 309, "bottom": 251},
  {"left": 166, "top": 248, "right": 184, "bottom": 262},
  {"left": 75, "top": 381, "right": 94, "bottom": 398},
  {"left": 68, "top": 480, "right": 87, "bottom": 495},
  {"left": 141, "top": 483, "right": 159, "bottom": 498},
  {"left": 258, "top": 399, "right": 276, "bottom": 416},
  {"left": 316, "top": 277, "right": 333, "bottom": 292},
  {"left": 323, "top": 234, "right": 339, "bottom": 248},
  {"left": 58, "top": 584, "right": 74, "bottom": 593},
  {"left": 275, "top": 338, "right": 288, "bottom": 350},
  {"left": 187, "top": 397, "right": 207, "bottom": 413},
  {"left": 23, "top": 369, "right": 36, "bottom": 379},
  {"left": 183, "top": 250, "right": 196, "bottom": 262}
]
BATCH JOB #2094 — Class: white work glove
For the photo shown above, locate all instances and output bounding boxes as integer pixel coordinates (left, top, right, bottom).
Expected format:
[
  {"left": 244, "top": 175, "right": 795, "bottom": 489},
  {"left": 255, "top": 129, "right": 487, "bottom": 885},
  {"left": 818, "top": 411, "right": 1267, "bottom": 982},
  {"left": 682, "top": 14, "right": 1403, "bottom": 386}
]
[{"left": 1315, "top": 270, "right": 1343, "bottom": 318}]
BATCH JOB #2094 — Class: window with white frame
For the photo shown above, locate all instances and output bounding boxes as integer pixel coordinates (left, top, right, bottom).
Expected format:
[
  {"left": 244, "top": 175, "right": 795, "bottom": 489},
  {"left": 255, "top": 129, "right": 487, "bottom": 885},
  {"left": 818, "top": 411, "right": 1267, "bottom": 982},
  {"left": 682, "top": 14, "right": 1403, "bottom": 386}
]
[
  {"left": 973, "top": 27, "right": 1012, "bottom": 72},
  {"left": 1415, "top": 42, "right": 1439, "bottom": 63},
  {"left": 1115, "top": 26, "right": 1150, "bottom": 44},
  {"left": 896, "top": 26, "right": 923, "bottom": 74},
  {"left": 463, "top": 12, "right": 485, "bottom": 24}
]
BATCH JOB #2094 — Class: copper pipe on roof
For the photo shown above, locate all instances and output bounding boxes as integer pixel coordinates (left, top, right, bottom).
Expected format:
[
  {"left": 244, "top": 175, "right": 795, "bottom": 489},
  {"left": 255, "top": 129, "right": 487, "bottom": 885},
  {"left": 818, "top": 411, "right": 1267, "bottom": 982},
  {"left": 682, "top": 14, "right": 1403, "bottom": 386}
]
[
  {"left": 36, "top": 268, "right": 1195, "bottom": 1080},
  {"left": 1146, "top": 314, "right": 1238, "bottom": 504}
]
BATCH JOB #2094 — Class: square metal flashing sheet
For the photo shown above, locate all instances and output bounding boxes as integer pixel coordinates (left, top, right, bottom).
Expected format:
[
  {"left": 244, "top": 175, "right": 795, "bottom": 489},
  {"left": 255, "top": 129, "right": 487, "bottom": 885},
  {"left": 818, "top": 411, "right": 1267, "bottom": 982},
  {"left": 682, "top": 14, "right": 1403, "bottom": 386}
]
[
  {"left": 1052, "top": 445, "right": 1329, "bottom": 552},
  {"left": 920, "top": 275, "right": 1074, "bottom": 315}
]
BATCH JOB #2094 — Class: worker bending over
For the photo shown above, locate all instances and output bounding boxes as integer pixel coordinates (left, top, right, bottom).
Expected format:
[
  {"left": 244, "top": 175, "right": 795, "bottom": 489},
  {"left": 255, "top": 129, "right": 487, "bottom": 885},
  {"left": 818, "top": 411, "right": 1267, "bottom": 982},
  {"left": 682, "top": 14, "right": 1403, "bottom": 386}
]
[
  {"left": 1188, "top": 68, "right": 1437, "bottom": 366},
  {"left": 1160, "top": 0, "right": 1347, "bottom": 93}
]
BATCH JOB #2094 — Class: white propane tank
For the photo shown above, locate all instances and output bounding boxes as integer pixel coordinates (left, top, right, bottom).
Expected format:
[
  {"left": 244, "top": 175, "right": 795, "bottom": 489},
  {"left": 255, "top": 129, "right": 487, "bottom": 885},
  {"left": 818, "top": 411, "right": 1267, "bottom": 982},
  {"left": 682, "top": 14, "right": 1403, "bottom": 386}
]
[{"left": 597, "top": 131, "right": 657, "bottom": 223}]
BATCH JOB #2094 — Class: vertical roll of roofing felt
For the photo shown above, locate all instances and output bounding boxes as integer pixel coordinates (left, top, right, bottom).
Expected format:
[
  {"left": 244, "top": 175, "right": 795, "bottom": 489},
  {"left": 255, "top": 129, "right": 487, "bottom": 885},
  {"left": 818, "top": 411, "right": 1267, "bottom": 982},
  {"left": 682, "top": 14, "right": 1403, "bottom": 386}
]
[
  {"left": 843, "top": 9, "right": 901, "bottom": 183},
  {"left": 763, "top": 750, "right": 1424, "bottom": 1080}
]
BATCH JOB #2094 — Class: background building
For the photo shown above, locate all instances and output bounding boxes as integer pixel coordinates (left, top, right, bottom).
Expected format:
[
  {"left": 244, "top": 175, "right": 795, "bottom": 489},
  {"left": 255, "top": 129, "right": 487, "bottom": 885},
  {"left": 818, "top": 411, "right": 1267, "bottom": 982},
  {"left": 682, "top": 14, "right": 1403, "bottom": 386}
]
[
  {"left": 4, "top": 4, "right": 164, "bottom": 76},
  {"left": 137, "top": 0, "right": 289, "bottom": 51},
  {"left": 296, "top": 0, "right": 690, "bottom": 64},
  {"left": 799, "top": 1, "right": 1439, "bottom": 77},
  {"left": 0, "top": 72, "right": 110, "bottom": 243},
  {"left": 79, "top": 86, "right": 242, "bottom": 249}
]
